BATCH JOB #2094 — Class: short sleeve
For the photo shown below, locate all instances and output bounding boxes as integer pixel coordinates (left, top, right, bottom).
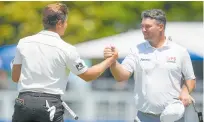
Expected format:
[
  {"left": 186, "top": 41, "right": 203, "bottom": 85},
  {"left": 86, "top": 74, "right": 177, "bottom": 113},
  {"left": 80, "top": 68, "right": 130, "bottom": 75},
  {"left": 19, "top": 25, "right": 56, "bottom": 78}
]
[
  {"left": 121, "top": 48, "right": 137, "bottom": 74},
  {"left": 13, "top": 44, "right": 22, "bottom": 65},
  {"left": 65, "top": 47, "right": 88, "bottom": 75},
  {"left": 181, "top": 49, "right": 196, "bottom": 80}
]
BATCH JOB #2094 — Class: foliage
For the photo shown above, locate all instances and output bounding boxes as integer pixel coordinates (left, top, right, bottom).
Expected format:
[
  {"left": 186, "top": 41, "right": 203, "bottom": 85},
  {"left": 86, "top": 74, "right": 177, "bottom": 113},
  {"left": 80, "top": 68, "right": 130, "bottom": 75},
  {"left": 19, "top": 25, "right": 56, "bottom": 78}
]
[{"left": 0, "top": 1, "right": 202, "bottom": 45}]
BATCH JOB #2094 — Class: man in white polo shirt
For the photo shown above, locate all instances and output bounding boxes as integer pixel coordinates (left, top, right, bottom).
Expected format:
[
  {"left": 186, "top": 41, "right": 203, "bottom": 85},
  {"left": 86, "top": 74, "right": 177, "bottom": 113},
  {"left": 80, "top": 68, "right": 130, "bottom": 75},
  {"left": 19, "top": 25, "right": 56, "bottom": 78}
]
[
  {"left": 11, "top": 3, "right": 118, "bottom": 122},
  {"left": 104, "top": 9, "right": 196, "bottom": 122}
]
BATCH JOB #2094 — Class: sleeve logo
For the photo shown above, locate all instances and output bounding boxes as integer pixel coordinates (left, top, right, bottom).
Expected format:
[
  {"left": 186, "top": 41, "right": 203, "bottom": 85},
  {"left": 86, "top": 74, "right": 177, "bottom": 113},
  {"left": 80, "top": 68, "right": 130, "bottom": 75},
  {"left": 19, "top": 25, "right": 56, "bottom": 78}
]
[{"left": 76, "top": 62, "right": 85, "bottom": 71}]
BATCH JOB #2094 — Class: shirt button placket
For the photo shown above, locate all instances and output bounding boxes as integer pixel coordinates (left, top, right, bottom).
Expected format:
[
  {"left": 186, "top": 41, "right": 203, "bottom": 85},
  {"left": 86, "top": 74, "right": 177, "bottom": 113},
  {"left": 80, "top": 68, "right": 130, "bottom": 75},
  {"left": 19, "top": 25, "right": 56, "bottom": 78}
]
[{"left": 153, "top": 49, "right": 160, "bottom": 67}]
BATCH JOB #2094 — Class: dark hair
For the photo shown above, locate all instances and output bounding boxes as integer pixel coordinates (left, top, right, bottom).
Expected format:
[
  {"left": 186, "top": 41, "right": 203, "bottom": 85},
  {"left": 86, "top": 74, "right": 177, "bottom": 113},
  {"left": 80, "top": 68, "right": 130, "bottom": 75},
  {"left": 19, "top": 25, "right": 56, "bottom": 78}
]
[
  {"left": 141, "top": 9, "right": 166, "bottom": 29},
  {"left": 42, "top": 3, "right": 68, "bottom": 29}
]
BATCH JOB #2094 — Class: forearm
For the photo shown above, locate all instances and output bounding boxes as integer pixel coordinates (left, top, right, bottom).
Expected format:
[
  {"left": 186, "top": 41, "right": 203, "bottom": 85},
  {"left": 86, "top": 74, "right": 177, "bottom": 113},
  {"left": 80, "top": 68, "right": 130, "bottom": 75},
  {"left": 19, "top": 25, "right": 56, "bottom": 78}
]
[
  {"left": 82, "top": 57, "right": 115, "bottom": 82},
  {"left": 181, "top": 79, "right": 196, "bottom": 93},
  {"left": 110, "top": 61, "right": 130, "bottom": 82}
]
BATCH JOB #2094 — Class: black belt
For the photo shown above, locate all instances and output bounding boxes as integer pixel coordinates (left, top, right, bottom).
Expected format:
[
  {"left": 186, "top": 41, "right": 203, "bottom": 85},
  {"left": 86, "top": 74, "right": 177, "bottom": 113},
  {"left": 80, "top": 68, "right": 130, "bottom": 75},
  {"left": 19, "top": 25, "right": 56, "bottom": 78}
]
[{"left": 19, "top": 91, "right": 61, "bottom": 99}]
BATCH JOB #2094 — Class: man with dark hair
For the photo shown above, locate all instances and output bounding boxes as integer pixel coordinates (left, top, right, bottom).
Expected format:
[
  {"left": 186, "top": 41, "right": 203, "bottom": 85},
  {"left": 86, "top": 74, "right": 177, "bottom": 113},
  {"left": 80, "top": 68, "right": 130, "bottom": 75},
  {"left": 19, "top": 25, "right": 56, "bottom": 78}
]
[
  {"left": 141, "top": 9, "right": 166, "bottom": 29},
  {"left": 11, "top": 3, "right": 117, "bottom": 122},
  {"left": 104, "top": 9, "right": 196, "bottom": 122},
  {"left": 42, "top": 3, "right": 68, "bottom": 30}
]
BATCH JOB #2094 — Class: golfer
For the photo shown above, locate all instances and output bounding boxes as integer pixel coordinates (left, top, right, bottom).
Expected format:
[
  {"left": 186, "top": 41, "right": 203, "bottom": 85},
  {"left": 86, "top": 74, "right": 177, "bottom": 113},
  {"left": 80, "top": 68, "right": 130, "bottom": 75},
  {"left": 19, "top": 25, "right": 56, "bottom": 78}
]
[
  {"left": 11, "top": 3, "right": 118, "bottom": 122},
  {"left": 104, "top": 9, "right": 196, "bottom": 122}
]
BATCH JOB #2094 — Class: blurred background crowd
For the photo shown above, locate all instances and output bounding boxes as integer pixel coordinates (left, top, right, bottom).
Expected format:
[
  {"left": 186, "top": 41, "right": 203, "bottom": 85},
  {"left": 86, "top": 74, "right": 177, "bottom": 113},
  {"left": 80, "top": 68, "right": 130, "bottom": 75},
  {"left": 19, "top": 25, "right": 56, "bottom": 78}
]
[{"left": 0, "top": 1, "right": 203, "bottom": 122}]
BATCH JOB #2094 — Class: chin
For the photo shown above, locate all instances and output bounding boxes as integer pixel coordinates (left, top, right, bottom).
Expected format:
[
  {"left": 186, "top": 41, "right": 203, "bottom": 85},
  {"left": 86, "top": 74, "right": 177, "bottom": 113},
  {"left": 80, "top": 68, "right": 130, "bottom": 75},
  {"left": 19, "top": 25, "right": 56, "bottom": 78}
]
[{"left": 144, "top": 37, "right": 149, "bottom": 40}]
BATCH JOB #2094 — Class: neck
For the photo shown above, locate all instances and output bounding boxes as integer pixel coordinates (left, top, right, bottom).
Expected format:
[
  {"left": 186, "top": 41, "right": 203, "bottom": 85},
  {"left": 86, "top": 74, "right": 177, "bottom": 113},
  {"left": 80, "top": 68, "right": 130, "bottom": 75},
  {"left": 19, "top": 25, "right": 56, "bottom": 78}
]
[
  {"left": 149, "top": 34, "right": 166, "bottom": 48},
  {"left": 47, "top": 28, "right": 60, "bottom": 35}
]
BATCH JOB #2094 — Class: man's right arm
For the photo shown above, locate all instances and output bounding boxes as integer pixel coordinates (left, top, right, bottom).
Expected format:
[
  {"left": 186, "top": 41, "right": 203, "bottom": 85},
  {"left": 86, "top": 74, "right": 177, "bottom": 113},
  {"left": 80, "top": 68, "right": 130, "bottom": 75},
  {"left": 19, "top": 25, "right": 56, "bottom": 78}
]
[
  {"left": 104, "top": 46, "right": 135, "bottom": 82},
  {"left": 110, "top": 61, "right": 131, "bottom": 82},
  {"left": 65, "top": 46, "right": 118, "bottom": 82},
  {"left": 11, "top": 44, "right": 22, "bottom": 83},
  {"left": 78, "top": 57, "right": 116, "bottom": 82}
]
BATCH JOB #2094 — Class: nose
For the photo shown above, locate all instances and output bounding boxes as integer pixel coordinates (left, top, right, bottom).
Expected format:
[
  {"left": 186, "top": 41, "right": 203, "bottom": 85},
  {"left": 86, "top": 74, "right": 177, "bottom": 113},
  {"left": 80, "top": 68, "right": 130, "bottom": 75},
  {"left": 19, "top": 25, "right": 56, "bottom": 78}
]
[{"left": 141, "top": 27, "right": 146, "bottom": 32}]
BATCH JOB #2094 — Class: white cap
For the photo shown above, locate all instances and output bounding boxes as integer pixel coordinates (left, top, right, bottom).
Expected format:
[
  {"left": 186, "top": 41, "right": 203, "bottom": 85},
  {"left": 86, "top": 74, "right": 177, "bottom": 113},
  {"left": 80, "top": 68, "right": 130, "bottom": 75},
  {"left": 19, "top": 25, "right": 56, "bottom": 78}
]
[{"left": 160, "top": 100, "right": 185, "bottom": 122}]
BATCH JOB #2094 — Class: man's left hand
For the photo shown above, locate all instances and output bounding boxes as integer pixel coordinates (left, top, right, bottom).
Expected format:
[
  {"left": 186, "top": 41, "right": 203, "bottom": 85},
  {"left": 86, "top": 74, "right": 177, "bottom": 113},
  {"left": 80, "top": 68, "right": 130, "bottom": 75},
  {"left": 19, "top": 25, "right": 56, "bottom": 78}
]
[{"left": 179, "top": 91, "right": 192, "bottom": 107}]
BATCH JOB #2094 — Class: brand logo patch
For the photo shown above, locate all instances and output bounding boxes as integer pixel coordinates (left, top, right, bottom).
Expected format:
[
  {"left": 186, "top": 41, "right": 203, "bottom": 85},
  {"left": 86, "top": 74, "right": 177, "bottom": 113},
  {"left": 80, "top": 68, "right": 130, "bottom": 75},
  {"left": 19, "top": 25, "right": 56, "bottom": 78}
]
[
  {"left": 140, "top": 58, "right": 151, "bottom": 61},
  {"left": 166, "top": 56, "right": 176, "bottom": 63},
  {"left": 76, "top": 62, "right": 85, "bottom": 71}
]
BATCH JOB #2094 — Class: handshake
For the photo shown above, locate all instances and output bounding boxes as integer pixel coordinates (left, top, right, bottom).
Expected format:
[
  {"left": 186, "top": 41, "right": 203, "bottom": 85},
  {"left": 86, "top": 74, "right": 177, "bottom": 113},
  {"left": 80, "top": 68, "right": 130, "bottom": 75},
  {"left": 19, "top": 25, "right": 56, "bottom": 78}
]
[{"left": 103, "top": 45, "right": 119, "bottom": 60}]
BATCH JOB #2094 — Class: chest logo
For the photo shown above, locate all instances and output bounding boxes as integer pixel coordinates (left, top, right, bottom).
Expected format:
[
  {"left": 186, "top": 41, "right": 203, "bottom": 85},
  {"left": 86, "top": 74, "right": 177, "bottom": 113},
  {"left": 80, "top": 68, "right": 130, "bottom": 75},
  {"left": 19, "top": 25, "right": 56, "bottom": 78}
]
[
  {"left": 140, "top": 58, "right": 151, "bottom": 61},
  {"left": 166, "top": 56, "right": 176, "bottom": 63}
]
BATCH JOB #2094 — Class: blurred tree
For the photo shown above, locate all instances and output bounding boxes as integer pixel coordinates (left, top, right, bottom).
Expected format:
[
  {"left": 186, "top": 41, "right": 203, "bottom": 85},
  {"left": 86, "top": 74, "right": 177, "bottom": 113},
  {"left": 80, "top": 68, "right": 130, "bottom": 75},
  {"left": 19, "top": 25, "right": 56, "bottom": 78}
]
[{"left": 0, "top": 1, "right": 202, "bottom": 45}]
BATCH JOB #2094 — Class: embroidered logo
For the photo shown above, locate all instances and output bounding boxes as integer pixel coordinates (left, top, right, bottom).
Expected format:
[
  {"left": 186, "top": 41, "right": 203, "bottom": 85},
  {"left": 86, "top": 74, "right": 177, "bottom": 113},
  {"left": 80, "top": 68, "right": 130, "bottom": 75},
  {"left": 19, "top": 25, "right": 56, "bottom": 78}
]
[
  {"left": 140, "top": 58, "right": 151, "bottom": 61},
  {"left": 166, "top": 56, "right": 176, "bottom": 63}
]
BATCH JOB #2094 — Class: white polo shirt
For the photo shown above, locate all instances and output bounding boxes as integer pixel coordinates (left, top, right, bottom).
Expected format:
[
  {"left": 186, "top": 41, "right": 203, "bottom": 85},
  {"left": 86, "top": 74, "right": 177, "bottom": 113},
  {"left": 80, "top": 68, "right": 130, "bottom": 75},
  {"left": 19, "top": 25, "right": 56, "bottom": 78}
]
[
  {"left": 122, "top": 40, "right": 195, "bottom": 114},
  {"left": 13, "top": 30, "right": 88, "bottom": 95}
]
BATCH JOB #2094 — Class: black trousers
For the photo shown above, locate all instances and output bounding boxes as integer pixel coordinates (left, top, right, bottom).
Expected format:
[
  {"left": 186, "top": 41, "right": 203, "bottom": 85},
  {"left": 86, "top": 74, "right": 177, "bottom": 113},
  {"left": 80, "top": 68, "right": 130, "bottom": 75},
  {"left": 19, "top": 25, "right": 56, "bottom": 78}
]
[{"left": 12, "top": 91, "right": 65, "bottom": 122}]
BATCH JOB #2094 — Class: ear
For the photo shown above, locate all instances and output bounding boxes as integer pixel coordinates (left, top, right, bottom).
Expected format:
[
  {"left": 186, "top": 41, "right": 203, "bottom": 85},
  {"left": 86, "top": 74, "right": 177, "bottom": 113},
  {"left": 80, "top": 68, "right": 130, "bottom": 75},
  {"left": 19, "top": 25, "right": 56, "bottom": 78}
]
[
  {"left": 160, "top": 24, "right": 164, "bottom": 31},
  {"left": 56, "top": 20, "right": 63, "bottom": 27},
  {"left": 159, "top": 24, "right": 164, "bottom": 31}
]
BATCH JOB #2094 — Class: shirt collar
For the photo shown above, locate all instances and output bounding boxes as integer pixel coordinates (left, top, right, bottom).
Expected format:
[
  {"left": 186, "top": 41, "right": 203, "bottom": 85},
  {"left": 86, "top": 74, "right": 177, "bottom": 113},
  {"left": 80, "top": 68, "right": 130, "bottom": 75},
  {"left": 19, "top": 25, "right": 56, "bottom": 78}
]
[
  {"left": 38, "top": 30, "right": 61, "bottom": 39},
  {"left": 145, "top": 36, "right": 171, "bottom": 49}
]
